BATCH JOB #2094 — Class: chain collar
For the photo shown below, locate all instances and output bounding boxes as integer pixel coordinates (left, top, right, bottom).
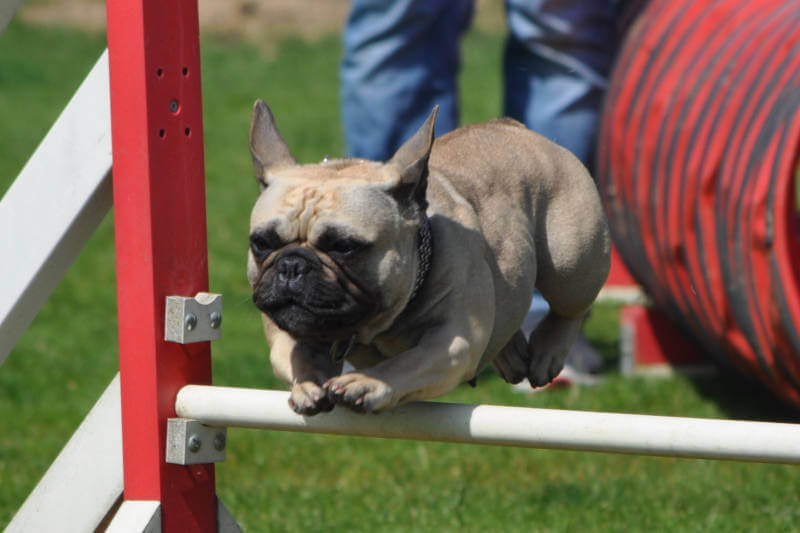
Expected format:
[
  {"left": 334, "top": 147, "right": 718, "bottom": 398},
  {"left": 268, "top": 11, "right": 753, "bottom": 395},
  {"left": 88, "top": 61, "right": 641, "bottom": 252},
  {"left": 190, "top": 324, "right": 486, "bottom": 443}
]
[{"left": 407, "top": 213, "right": 432, "bottom": 304}]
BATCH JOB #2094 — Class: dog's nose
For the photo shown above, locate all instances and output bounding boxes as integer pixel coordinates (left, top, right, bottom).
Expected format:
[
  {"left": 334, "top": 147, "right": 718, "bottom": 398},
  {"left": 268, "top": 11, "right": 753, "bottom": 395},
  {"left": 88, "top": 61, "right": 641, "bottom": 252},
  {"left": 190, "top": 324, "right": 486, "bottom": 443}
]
[{"left": 276, "top": 255, "right": 311, "bottom": 289}]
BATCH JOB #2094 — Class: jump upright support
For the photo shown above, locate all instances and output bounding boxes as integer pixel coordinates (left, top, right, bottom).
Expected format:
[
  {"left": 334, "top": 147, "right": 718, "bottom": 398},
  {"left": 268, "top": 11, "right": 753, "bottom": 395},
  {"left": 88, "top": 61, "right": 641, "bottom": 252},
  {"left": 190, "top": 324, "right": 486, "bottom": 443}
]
[{"left": 106, "top": 0, "right": 216, "bottom": 530}]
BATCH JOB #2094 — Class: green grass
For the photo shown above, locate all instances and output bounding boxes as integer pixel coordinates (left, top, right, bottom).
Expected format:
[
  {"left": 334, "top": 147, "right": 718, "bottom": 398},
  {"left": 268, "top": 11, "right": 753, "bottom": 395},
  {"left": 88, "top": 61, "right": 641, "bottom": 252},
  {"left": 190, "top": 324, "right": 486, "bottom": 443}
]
[{"left": 2, "top": 21, "right": 800, "bottom": 532}]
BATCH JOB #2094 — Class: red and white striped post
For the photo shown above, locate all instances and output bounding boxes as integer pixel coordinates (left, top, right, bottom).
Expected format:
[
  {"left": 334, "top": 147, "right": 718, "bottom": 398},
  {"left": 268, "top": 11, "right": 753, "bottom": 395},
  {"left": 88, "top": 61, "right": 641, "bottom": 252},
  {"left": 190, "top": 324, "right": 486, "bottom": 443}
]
[{"left": 106, "top": 0, "right": 217, "bottom": 531}]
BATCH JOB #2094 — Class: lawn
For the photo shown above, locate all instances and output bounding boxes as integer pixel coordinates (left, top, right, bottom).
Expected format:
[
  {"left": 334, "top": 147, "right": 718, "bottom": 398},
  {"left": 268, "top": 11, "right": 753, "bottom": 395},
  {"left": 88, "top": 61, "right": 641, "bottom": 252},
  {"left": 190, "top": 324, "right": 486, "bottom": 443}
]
[{"left": 1, "top": 20, "right": 799, "bottom": 532}]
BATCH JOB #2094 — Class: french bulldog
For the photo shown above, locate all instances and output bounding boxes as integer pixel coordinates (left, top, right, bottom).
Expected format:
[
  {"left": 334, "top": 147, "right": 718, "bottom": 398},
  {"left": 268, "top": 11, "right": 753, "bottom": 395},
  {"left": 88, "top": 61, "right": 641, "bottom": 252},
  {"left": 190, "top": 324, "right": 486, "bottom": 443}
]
[{"left": 247, "top": 100, "right": 610, "bottom": 415}]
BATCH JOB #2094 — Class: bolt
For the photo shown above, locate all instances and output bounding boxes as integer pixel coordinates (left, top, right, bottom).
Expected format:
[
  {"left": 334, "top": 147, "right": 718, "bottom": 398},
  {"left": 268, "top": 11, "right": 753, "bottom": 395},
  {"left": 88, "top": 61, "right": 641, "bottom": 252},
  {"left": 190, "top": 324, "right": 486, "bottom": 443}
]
[
  {"left": 213, "top": 432, "right": 226, "bottom": 451},
  {"left": 187, "top": 434, "right": 202, "bottom": 453},
  {"left": 210, "top": 311, "right": 222, "bottom": 329},
  {"left": 185, "top": 313, "right": 198, "bottom": 331},
  {"left": 169, "top": 99, "right": 179, "bottom": 113}
]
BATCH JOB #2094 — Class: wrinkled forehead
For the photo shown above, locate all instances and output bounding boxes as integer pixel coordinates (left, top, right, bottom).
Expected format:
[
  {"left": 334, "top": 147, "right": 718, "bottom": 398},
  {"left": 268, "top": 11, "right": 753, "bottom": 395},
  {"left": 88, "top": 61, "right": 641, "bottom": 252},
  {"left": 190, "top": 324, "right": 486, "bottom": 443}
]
[{"left": 250, "top": 164, "right": 398, "bottom": 240}]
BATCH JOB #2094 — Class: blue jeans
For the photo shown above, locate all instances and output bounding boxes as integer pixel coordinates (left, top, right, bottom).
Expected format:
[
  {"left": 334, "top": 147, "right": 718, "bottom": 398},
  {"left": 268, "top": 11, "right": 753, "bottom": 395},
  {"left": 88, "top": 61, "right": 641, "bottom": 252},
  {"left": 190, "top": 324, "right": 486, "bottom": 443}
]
[
  {"left": 340, "top": 0, "right": 620, "bottom": 319},
  {"left": 341, "top": 0, "right": 619, "bottom": 164}
]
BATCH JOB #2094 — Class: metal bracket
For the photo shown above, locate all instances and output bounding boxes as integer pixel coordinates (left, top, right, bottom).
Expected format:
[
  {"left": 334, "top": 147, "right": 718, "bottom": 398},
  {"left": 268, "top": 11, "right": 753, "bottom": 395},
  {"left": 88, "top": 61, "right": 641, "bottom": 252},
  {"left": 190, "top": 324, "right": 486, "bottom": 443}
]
[
  {"left": 164, "top": 292, "right": 222, "bottom": 343},
  {"left": 166, "top": 418, "right": 227, "bottom": 465}
]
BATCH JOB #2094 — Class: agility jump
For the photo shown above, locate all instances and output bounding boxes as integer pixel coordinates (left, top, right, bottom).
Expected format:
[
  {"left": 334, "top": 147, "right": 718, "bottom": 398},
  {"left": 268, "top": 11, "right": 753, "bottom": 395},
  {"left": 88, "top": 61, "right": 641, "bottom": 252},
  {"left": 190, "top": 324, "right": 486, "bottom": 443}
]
[{"left": 2, "top": 0, "right": 800, "bottom": 532}]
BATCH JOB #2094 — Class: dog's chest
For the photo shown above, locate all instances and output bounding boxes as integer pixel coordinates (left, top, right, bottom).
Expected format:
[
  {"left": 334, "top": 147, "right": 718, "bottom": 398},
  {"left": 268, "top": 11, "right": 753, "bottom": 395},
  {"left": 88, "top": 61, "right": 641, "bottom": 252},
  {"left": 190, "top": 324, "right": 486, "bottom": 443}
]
[
  {"left": 345, "top": 338, "right": 407, "bottom": 369},
  {"left": 372, "top": 337, "right": 412, "bottom": 359}
]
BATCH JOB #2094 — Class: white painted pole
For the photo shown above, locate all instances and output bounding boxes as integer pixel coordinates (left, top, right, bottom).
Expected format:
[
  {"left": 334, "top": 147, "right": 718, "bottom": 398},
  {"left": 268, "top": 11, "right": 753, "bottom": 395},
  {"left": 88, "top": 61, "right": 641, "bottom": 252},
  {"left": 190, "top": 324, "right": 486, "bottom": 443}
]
[
  {"left": 105, "top": 501, "right": 161, "bottom": 533},
  {"left": 176, "top": 386, "right": 800, "bottom": 465},
  {"left": 0, "top": 51, "right": 112, "bottom": 366},
  {"left": 6, "top": 374, "right": 123, "bottom": 533}
]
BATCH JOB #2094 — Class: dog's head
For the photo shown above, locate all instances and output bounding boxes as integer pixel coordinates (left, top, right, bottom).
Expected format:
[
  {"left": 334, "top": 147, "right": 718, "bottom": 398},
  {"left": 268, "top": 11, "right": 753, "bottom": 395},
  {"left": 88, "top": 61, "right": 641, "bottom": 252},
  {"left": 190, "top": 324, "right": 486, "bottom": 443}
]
[{"left": 246, "top": 100, "right": 437, "bottom": 343}]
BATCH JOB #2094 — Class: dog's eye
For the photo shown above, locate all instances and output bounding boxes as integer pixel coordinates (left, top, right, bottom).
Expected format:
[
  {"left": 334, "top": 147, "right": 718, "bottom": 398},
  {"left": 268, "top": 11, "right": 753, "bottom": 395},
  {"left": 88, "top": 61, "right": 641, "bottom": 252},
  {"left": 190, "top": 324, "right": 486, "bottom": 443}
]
[
  {"left": 250, "top": 232, "right": 278, "bottom": 261},
  {"left": 319, "top": 236, "right": 368, "bottom": 258},
  {"left": 333, "top": 238, "right": 366, "bottom": 256}
]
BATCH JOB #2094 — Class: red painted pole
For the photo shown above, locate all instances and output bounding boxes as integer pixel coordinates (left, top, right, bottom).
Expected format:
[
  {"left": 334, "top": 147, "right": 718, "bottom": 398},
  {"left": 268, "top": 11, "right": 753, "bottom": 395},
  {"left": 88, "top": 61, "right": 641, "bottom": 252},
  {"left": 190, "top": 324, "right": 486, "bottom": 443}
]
[{"left": 106, "top": 1, "right": 216, "bottom": 531}]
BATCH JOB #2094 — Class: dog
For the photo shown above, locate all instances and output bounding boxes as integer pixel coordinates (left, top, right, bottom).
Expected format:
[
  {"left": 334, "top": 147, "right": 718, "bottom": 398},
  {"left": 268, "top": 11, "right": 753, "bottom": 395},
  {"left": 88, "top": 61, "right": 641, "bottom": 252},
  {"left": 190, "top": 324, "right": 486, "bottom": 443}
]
[{"left": 247, "top": 100, "right": 610, "bottom": 415}]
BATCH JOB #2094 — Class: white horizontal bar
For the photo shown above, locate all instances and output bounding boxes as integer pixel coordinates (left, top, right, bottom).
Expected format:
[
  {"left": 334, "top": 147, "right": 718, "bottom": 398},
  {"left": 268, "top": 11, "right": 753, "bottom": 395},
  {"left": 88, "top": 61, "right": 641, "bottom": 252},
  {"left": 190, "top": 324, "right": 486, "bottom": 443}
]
[
  {"left": 176, "top": 386, "right": 800, "bottom": 465},
  {"left": 0, "top": 50, "right": 112, "bottom": 366}
]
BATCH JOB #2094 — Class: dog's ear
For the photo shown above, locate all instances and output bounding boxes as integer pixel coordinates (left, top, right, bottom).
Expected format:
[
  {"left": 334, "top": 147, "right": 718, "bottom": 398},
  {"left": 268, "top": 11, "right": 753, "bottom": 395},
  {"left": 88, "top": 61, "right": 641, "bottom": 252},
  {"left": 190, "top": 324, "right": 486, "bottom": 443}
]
[
  {"left": 386, "top": 106, "right": 438, "bottom": 214},
  {"left": 249, "top": 100, "right": 296, "bottom": 186}
]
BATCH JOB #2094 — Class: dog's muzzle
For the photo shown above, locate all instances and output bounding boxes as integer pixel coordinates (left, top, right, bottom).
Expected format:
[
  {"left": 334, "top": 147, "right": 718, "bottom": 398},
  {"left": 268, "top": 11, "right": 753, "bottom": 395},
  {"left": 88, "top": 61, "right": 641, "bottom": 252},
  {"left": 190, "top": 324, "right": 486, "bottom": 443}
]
[
  {"left": 251, "top": 247, "right": 376, "bottom": 342},
  {"left": 253, "top": 247, "right": 324, "bottom": 311}
]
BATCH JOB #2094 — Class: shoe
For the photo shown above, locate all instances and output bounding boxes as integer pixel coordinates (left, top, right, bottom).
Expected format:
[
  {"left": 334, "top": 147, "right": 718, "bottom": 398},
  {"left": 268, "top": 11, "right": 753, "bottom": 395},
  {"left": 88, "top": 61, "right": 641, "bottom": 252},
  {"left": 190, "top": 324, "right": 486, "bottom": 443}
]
[{"left": 565, "top": 333, "right": 604, "bottom": 374}]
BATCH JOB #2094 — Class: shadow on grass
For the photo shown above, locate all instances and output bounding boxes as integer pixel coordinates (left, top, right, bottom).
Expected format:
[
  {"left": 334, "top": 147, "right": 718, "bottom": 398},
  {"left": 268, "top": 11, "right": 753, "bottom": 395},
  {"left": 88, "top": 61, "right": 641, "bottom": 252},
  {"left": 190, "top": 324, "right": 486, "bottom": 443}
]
[
  {"left": 685, "top": 367, "right": 800, "bottom": 423},
  {"left": 586, "top": 302, "right": 800, "bottom": 422}
]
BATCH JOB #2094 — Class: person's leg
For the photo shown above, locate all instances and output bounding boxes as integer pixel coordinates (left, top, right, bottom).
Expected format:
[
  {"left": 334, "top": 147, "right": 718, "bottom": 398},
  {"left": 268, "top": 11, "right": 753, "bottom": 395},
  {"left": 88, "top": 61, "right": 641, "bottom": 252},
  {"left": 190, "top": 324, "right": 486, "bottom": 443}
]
[
  {"left": 504, "top": 0, "right": 618, "bottom": 167},
  {"left": 506, "top": 0, "right": 620, "bottom": 374},
  {"left": 340, "top": 0, "right": 474, "bottom": 161}
]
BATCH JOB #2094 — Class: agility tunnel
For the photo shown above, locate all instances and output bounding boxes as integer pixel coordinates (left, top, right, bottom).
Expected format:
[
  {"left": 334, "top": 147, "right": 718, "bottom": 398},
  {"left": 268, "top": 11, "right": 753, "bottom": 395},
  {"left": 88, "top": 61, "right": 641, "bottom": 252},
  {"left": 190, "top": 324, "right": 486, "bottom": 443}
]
[{"left": 597, "top": 0, "right": 800, "bottom": 407}]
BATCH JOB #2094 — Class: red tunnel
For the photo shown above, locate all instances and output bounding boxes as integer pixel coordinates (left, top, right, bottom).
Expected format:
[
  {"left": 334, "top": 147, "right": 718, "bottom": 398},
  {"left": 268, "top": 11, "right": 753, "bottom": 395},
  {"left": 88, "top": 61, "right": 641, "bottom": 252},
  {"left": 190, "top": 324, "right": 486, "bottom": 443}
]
[{"left": 597, "top": 0, "right": 800, "bottom": 407}]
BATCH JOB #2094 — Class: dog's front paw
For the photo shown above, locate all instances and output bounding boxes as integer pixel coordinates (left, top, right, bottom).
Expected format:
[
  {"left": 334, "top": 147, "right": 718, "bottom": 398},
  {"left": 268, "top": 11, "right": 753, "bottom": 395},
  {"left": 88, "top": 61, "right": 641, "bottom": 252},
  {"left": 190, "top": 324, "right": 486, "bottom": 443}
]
[
  {"left": 288, "top": 381, "right": 334, "bottom": 415},
  {"left": 323, "top": 373, "right": 393, "bottom": 413}
]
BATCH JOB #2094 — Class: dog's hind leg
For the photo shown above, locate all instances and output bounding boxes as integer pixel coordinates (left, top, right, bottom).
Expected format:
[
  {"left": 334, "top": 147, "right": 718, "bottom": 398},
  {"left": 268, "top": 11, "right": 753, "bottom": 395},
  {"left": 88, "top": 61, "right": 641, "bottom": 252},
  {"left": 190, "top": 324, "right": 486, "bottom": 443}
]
[
  {"left": 526, "top": 310, "right": 585, "bottom": 386},
  {"left": 493, "top": 312, "right": 585, "bottom": 387},
  {"left": 493, "top": 330, "right": 530, "bottom": 384},
  {"left": 525, "top": 186, "right": 609, "bottom": 386}
]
